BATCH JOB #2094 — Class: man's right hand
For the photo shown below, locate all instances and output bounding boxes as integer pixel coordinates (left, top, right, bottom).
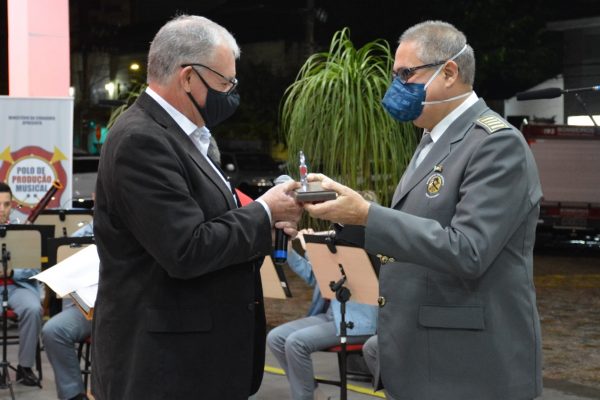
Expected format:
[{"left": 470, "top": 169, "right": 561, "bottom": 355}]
[{"left": 259, "top": 180, "right": 303, "bottom": 226}]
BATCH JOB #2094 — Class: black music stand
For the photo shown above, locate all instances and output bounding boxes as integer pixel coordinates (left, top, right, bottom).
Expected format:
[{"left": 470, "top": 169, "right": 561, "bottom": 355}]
[
  {"left": 46, "top": 237, "right": 95, "bottom": 317},
  {"left": 0, "top": 224, "right": 54, "bottom": 395},
  {"left": 0, "top": 241, "right": 14, "bottom": 398},
  {"left": 303, "top": 231, "right": 379, "bottom": 400},
  {"left": 0, "top": 225, "right": 55, "bottom": 271},
  {"left": 36, "top": 209, "right": 93, "bottom": 238}
]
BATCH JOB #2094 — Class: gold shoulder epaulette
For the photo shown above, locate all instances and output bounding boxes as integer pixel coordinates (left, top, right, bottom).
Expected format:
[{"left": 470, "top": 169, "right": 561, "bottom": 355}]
[{"left": 476, "top": 115, "right": 510, "bottom": 134}]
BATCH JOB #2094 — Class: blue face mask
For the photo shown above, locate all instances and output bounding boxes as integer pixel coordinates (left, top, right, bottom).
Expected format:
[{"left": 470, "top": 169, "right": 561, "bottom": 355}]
[
  {"left": 381, "top": 80, "right": 427, "bottom": 122},
  {"left": 381, "top": 44, "right": 469, "bottom": 122}
]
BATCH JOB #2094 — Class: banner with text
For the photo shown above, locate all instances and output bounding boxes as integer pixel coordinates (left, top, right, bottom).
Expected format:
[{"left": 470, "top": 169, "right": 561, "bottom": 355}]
[{"left": 0, "top": 96, "right": 73, "bottom": 221}]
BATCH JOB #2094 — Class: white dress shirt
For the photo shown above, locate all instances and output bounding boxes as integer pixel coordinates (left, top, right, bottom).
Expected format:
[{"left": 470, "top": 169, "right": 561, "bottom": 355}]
[
  {"left": 145, "top": 88, "right": 272, "bottom": 222},
  {"left": 416, "top": 92, "right": 479, "bottom": 167}
]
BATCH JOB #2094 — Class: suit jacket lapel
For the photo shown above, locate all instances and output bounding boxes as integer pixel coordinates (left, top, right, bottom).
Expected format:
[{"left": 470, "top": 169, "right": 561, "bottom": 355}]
[
  {"left": 136, "top": 92, "right": 237, "bottom": 210},
  {"left": 392, "top": 99, "right": 489, "bottom": 208}
]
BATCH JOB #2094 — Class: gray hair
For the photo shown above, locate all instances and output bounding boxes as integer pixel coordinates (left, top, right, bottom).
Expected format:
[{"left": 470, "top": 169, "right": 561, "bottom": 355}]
[
  {"left": 400, "top": 20, "right": 475, "bottom": 86},
  {"left": 147, "top": 15, "right": 240, "bottom": 85}
]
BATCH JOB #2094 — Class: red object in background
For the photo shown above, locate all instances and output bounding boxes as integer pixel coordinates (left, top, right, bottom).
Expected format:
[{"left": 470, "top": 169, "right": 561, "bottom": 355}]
[
  {"left": 26, "top": 179, "right": 63, "bottom": 224},
  {"left": 95, "top": 125, "right": 102, "bottom": 142},
  {"left": 521, "top": 123, "right": 600, "bottom": 233},
  {"left": 235, "top": 189, "right": 253, "bottom": 206}
]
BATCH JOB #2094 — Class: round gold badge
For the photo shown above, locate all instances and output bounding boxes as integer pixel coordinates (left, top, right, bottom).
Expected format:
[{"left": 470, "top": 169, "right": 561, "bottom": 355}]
[{"left": 426, "top": 173, "right": 444, "bottom": 198}]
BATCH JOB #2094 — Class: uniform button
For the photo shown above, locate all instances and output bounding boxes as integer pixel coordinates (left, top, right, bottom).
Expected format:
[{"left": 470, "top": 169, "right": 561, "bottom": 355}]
[
  {"left": 248, "top": 302, "right": 255, "bottom": 311},
  {"left": 377, "top": 296, "right": 386, "bottom": 307}
]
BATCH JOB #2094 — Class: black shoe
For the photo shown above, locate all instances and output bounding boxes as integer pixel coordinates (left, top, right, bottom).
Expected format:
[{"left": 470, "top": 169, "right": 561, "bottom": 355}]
[{"left": 16, "top": 365, "right": 40, "bottom": 387}]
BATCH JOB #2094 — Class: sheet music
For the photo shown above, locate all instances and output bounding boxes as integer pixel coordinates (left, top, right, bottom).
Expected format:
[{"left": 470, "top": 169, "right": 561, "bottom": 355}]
[
  {"left": 72, "top": 283, "right": 98, "bottom": 310},
  {"left": 32, "top": 244, "right": 99, "bottom": 298}
]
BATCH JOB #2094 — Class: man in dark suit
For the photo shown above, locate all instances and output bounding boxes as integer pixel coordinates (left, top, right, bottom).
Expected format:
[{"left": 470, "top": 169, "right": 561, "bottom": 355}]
[
  {"left": 305, "top": 21, "right": 542, "bottom": 400},
  {"left": 92, "top": 15, "right": 302, "bottom": 400}
]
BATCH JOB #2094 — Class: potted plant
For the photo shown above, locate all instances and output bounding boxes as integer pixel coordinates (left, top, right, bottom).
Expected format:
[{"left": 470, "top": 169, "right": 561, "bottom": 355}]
[{"left": 281, "top": 28, "right": 417, "bottom": 207}]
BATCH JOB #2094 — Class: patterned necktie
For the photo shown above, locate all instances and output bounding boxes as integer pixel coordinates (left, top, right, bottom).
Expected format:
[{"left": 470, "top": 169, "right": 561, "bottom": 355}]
[
  {"left": 190, "top": 130, "right": 238, "bottom": 206},
  {"left": 414, "top": 132, "right": 433, "bottom": 168},
  {"left": 400, "top": 132, "right": 433, "bottom": 192}
]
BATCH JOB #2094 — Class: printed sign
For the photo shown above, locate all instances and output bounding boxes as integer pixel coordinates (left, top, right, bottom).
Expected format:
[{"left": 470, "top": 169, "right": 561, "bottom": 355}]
[{"left": 0, "top": 96, "right": 73, "bottom": 220}]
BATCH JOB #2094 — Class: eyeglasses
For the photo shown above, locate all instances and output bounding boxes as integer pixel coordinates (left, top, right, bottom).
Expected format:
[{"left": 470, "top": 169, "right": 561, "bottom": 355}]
[
  {"left": 392, "top": 61, "right": 445, "bottom": 84},
  {"left": 181, "top": 63, "right": 238, "bottom": 94}
]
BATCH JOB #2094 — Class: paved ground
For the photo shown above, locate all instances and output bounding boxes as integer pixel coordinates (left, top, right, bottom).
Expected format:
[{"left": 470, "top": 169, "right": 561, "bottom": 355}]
[
  {"left": 0, "top": 242, "right": 598, "bottom": 399},
  {"left": 259, "top": 242, "right": 600, "bottom": 400},
  {"left": 0, "top": 341, "right": 598, "bottom": 400}
]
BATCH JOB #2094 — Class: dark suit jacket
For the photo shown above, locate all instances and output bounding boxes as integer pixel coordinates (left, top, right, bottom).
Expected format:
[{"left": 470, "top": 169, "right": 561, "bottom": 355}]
[
  {"left": 365, "top": 99, "right": 543, "bottom": 400},
  {"left": 92, "top": 92, "right": 272, "bottom": 399}
]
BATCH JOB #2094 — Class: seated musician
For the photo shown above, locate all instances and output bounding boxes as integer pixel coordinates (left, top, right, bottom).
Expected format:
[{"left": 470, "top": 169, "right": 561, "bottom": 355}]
[
  {"left": 0, "top": 182, "right": 43, "bottom": 387},
  {"left": 267, "top": 192, "right": 378, "bottom": 400},
  {"left": 42, "top": 201, "right": 94, "bottom": 400}
]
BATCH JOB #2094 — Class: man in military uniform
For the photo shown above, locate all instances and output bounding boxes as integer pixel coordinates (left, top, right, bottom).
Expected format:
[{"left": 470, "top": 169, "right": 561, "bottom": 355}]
[{"left": 305, "top": 20, "right": 543, "bottom": 400}]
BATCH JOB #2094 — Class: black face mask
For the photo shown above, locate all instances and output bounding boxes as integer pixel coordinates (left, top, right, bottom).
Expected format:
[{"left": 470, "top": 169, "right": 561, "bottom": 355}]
[{"left": 187, "top": 83, "right": 240, "bottom": 129}]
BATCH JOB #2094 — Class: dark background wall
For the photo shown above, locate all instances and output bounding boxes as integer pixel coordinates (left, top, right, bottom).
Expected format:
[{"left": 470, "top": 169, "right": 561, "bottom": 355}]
[{"left": 2, "top": 0, "right": 600, "bottom": 150}]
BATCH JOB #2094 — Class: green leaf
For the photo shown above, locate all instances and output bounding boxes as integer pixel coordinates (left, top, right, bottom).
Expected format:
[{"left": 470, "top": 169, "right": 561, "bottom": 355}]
[{"left": 280, "top": 28, "right": 417, "bottom": 228}]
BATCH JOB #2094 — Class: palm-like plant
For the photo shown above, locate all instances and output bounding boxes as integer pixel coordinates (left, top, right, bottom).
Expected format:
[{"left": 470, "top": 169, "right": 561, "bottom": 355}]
[{"left": 281, "top": 28, "right": 417, "bottom": 207}]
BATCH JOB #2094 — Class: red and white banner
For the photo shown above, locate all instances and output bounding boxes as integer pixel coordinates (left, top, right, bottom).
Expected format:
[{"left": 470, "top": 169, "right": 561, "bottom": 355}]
[{"left": 0, "top": 96, "right": 73, "bottom": 221}]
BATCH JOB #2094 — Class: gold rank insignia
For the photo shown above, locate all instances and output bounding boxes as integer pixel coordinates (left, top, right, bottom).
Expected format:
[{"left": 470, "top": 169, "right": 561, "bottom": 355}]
[
  {"left": 476, "top": 115, "right": 510, "bottom": 134},
  {"left": 376, "top": 254, "right": 395, "bottom": 264},
  {"left": 433, "top": 164, "right": 443, "bottom": 173},
  {"left": 426, "top": 173, "right": 444, "bottom": 198}
]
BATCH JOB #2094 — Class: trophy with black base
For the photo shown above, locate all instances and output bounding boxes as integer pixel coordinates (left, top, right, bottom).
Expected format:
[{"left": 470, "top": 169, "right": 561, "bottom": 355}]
[{"left": 293, "top": 151, "right": 337, "bottom": 203}]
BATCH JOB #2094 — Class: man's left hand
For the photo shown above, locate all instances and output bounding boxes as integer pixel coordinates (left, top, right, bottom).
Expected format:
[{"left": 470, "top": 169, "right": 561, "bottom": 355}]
[{"left": 303, "top": 174, "right": 370, "bottom": 226}]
